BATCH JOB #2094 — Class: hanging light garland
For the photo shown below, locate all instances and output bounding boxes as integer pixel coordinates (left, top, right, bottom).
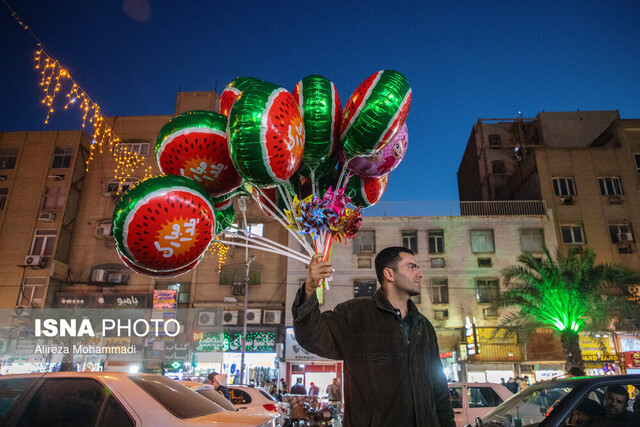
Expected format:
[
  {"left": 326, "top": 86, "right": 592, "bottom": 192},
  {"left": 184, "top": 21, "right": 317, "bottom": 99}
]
[
  {"left": 5, "top": 0, "right": 153, "bottom": 181},
  {"left": 207, "top": 241, "right": 230, "bottom": 272}
]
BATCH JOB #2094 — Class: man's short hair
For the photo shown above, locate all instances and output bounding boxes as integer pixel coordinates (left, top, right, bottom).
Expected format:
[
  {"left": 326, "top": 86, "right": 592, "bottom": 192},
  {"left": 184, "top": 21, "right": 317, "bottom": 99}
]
[
  {"left": 607, "top": 385, "right": 629, "bottom": 400},
  {"left": 375, "top": 247, "right": 414, "bottom": 284}
]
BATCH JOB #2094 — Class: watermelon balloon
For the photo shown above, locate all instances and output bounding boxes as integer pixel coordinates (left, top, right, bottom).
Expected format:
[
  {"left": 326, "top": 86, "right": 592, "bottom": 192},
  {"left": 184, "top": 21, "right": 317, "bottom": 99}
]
[
  {"left": 113, "top": 175, "right": 215, "bottom": 272},
  {"left": 155, "top": 110, "right": 243, "bottom": 198},
  {"left": 117, "top": 247, "right": 202, "bottom": 278},
  {"left": 340, "top": 70, "right": 412, "bottom": 159},
  {"left": 347, "top": 124, "right": 408, "bottom": 177},
  {"left": 345, "top": 173, "right": 389, "bottom": 208},
  {"left": 218, "top": 77, "right": 262, "bottom": 117},
  {"left": 213, "top": 198, "right": 236, "bottom": 235},
  {"left": 292, "top": 74, "right": 342, "bottom": 171},
  {"left": 228, "top": 81, "right": 305, "bottom": 187}
]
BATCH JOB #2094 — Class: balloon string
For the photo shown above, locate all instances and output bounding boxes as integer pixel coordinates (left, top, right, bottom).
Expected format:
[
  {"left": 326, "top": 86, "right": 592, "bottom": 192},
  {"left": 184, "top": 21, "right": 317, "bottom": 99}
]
[
  {"left": 336, "top": 158, "right": 351, "bottom": 191},
  {"left": 213, "top": 238, "right": 311, "bottom": 264},
  {"left": 309, "top": 166, "right": 317, "bottom": 195},
  {"left": 226, "top": 224, "right": 311, "bottom": 260},
  {"left": 254, "top": 186, "right": 288, "bottom": 221}
]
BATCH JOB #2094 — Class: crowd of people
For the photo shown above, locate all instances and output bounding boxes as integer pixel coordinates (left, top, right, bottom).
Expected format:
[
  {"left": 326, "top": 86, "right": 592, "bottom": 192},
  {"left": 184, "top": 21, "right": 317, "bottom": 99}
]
[{"left": 500, "top": 376, "right": 530, "bottom": 393}]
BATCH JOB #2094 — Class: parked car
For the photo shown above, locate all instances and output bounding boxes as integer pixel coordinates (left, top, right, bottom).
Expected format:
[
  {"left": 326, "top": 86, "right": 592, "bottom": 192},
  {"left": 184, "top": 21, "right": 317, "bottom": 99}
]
[
  {"left": 0, "top": 372, "right": 279, "bottom": 426},
  {"left": 448, "top": 382, "right": 513, "bottom": 426},
  {"left": 227, "top": 384, "right": 290, "bottom": 426},
  {"left": 467, "top": 374, "right": 640, "bottom": 427},
  {"left": 179, "top": 381, "right": 238, "bottom": 412}
]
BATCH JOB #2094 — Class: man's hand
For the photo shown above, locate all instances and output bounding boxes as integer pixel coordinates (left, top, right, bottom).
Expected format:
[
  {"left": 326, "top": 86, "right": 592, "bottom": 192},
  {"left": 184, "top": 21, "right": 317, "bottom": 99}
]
[{"left": 305, "top": 253, "right": 332, "bottom": 297}]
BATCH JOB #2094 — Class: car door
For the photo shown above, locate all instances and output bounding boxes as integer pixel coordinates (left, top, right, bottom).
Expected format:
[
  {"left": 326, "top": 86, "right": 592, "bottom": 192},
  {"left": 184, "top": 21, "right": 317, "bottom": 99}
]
[
  {"left": 466, "top": 385, "right": 505, "bottom": 423},
  {"left": 448, "top": 385, "right": 465, "bottom": 425}
]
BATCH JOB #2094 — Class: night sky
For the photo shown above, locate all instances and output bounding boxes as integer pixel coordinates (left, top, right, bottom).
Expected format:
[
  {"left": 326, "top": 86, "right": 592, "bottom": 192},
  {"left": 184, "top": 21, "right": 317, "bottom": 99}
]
[{"left": 1, "top": 0, "right": 639, "bottom": 202}]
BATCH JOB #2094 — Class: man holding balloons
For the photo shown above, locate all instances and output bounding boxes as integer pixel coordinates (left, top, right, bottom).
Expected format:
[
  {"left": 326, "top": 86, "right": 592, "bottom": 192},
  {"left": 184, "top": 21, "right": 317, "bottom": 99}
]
[{"left": 293, "top": 248, "right": 455, "bottom": 427}]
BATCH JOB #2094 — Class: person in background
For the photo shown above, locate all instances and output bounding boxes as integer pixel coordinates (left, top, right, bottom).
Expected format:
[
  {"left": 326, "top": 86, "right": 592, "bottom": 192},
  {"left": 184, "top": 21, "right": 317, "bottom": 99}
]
[
  {"left": 567, "top": 367, "right": 586, "bottom": 377},
  {"left": 206, "top": 371, "right": 219, "bottom": 386},
  {"left": 293, "top": 248, "right": 455, "bottom": 426},
  {"left": 290, "top": 377, "right": 307, "bottom": 395},
  {"left": 565, "top": 398, "right": 602, "bottom": 426},
  {"left": 213, "top": 374, "right": 231, "bottom": 401},
  {"left": 308, "top": 382, "right": 320, "bottom": 396},
  {"left": 326, "top": 378, "right": 342, "bottom": 423},
  {"left": 505, "top": 377, "right": 519, "bottom": 394}
]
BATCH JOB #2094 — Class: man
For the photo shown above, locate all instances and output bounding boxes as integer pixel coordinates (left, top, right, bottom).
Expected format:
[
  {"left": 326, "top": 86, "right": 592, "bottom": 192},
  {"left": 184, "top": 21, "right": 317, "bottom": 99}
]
[
  {"left": 308, "top": 382, "right": 320, "bottom": 396},
  {"left": 326, "top": 378, "right": 341, "bottom": 403},
  {"left": 293, "top": 247, "right": 455, "bottom": 426},
  {"left": 594, "top": 385, "right": 634, "bottom": 426},
  {"left": 211, "top": 373, "right": 231, "bottom": 401},
  {"left": 290, "top": 377, "right": 307, "bottom": 395}
]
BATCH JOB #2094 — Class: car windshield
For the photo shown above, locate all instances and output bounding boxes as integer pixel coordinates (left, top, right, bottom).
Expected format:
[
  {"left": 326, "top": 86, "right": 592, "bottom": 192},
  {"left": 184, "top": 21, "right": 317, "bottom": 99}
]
[
  {"left": 481, "top": 384, "right": 575, "bottom": 426},
  {"left": 129, "top": 375, "right": 225, "bottom": 419}
]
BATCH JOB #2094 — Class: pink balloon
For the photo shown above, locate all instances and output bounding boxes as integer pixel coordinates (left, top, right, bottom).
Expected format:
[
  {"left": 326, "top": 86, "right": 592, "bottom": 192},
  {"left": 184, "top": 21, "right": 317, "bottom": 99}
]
[{"left": 347, "top": 124, "right": 408, "bottom": 177}]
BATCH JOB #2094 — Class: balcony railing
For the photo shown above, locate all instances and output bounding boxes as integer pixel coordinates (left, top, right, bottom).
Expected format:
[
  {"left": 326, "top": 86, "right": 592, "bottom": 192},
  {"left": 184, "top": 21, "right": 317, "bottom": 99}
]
[{"left": 363, "top": 200, "right": 547, "bottom": 217}]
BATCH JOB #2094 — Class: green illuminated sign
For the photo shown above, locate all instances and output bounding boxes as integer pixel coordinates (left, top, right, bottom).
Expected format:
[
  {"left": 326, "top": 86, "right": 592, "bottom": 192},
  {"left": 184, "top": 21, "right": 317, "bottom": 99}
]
[{"left": 193, "top": 331, "right": 276, "bottom": 353}]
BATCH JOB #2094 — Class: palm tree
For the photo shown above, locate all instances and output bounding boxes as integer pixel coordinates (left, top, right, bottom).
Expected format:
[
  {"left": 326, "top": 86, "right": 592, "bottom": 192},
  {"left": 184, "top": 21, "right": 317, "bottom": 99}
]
[{"left": 498, "top": 247, "right": 639, "bottom": 371}]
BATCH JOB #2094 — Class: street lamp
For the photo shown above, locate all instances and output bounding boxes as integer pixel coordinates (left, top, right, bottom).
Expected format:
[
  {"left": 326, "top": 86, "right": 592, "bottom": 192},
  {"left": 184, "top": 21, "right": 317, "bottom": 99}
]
[{"left": 237, "top": 195, "right": 255, "bottom": 385}]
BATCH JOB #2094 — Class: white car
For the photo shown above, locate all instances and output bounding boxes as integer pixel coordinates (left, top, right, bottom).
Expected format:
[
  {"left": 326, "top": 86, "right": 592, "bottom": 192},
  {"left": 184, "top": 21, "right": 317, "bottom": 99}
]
[
  {"left": 228, "top": 384, "right": 289, "bottom": 426},
  {"left": 0, "top": 372, "right": 278, "bottom": 426},
  {"left": 448, "top": 382, "right": 514, "bottom": 426}
]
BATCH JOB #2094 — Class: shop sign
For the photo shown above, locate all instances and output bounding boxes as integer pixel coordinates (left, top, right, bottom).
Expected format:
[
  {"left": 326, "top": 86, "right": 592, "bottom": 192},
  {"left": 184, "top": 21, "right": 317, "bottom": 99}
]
[
  {"left": 193, "top": 331, "right": 275, "bottom": 353},
  {"left": 55, "top": 293, "right": 148, "bottom": 308},
  {"left": 163, "top": 342, "right": 190, "bottom": 361},
  {"left": 623, "top": 351, "right": 640, "bottom": 368},
  {"left": 440, "top": 351, "right": 453, "bottom": 359},
  {"left": 100, "top": 294, "right": 147, "bottom": 308},
  {"left": 103, "top": 337, "right": 131, "bottom": 347},
  {"left": 582, "top": 354, "right": 618, "bottom": 362},
  {"left": 285, "top": 328, "right": 329, "bottom": 361},
  {"left": 153, "top": 290, "right": 177, "bottom": 309},
  {"left": 465, "top": 316, "right": 479, "bottom": 356}
]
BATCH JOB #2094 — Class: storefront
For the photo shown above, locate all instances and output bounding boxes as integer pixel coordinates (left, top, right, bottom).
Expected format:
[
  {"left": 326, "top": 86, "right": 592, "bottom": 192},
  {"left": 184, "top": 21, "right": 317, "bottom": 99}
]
[
  {"left": 460, "top": 327, "right": 522, "bottom": 383},
  {"left": 579, "top": 333, "right": 620, "bottom": 376},
  {"left": 618, "top": 332, "right": 640, "bottom": 374},
  {"left": 524, "top": 329, "right": 565, "bottom": 382}
]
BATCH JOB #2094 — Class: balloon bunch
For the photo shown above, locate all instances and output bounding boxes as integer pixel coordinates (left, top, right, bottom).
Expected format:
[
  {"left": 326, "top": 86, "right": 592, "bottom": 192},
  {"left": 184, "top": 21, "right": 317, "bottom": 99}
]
[{"left": 111, "top": 70, "right": 411, "bottom": 281}]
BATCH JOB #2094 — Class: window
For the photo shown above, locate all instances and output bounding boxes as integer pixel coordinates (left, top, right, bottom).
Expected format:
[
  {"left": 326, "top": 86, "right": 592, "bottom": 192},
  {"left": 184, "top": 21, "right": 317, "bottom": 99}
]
[
  {"left": 354, "top": 279, "right": 376, "bottom": 298},
  {"left": 246, "top": 223, "right": 264, "bottom": 237},
  {"left": 51, "top": 146, "right": 74, "bottom": 169},
  {"left": 0, "top": 377, "right": 40, "bottom": 419},
  {"left": 483, "top": 308, "right": 498, "bottom": 318},
  {"left": 449, "top": 387, "right": 463, "bottom": 409},
  {"left": 477, "top": 257, "right": 492, "bottom": 267},
  {"left": 17, "top": 378, "right": 107, "bottom": 426},
  {"left": 353, "top": 230, "right": 375, "bottom": 255},
  {"left": 468, "top": 386, "right": 503, "bottom": 408},
  {"left": 18, "top": 277, "right": 46, "bottom": 307},
  {"left": 552, "top": 177, "right": 576, "bottom": 196},
  {"left": 167, "top": 282, "right": 190, "bottom": 305},
  {"left": 116, "top": 140, "right": 150, "bottom": 156},
  {"left": 609, "top": 224, "right": 633, "bottom": 243},
  {"left": 100, "top": 395, "right": 135, "bottom": 426},
  {"left": 488, "top": 134, "right": 502, "bottom": 148},
  {"left": 357, "top": 257, "right": 372, "bottom": 268},
  {"left": 219, "top": 263, "right": 262, "bottom": 286},
  {"left": 520, "top": 228, "right": 545, "bottom": 252},
  {"left": 30, "top": 230, "right": 57, "bottom": 256},
  {"left": 560, "top": 225, "right": 585, "bottom": 244},
  {"left": 0, "top": 148, "right": 18, "bottom": 170},
  {"left": 598, "top": 176, "right": 623, "bottom": 195},
  {"left": 492, "top": 160, "right": 505, "bottom": 174},
  {"left": 432, "top": 278, "right": 448, "bottom": 304},
  {"left": 105, "top": 177, "right": 139, "bottom": 194},
  {"left": 476, "top": 278, "right": 499, "bottom": 303},
  {"left": 42, "top": 187, "right": 68, "bottom": 211},
  {"left": 471, "top": 229, "right": 495, "bottom": 253},
  {"left": 229, "top": 388, "right": 252, "bottom": 405},
  {"left": 428, "top": 230, "right": 444, "bottom": 253},
  {"left": 634, "top": 154, "right": 640, "bottom": 173},
  {"left": 434, "top": 309, "right": 449, "bottom": 320},
  {"left": 0, "top": 188, "right": 7, "bottom": 210},
  {"left": 402, "top": 230, "right": 418, "bottom": 252}
]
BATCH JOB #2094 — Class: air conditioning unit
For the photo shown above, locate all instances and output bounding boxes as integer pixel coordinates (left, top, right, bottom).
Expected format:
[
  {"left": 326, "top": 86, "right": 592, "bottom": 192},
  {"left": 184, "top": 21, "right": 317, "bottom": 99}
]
[
  {"left": 92, "top": 269, "right": 107, "bottom": 282},
  {"left": 263, "top": 310, "right": 282, "bottom": 325},
  {"left": 38, "top": 212, "right": 55, "bottom": 222},
  {"left": 560, "top": 196, "right": 575, "bottom": 205},
  {"left": 95, "top": 223, "right": 113, "bottom": 238},
  {"left": 608, "top": 195, "right": 624, "bottom": 204},
  {"left": 360, "top": 243, "right": 375, "bottom": 254},
  {"left": 197, "top": 310, "right": 219, "bottom": 327},
  {"left": 617, "top": 232, "right": 633, "bottom": 242},
  {"left": 245, "top": 309, "right": 262, "bottom": 325},
  {"left": 24, "top": 255, "right": 45, "bottom": 268},
  {"left": 107, "top": 273, "right": 124, "bottom": 283},
  {"left": 222, "top": 310, "right": 238, "bottom": 325}
]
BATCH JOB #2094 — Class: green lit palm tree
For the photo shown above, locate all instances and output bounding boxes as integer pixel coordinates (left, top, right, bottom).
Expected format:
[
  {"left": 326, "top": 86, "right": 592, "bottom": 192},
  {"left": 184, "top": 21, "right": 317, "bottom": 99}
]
[{"left": 498, "top": 247, "right": 639, "bottom": 371}]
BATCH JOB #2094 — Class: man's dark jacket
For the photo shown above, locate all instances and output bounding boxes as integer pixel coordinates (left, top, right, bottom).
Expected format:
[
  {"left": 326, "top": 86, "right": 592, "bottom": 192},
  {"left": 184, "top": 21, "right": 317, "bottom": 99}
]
[{"left": 293, "top": 287, "right": 455, "bottom": 427}]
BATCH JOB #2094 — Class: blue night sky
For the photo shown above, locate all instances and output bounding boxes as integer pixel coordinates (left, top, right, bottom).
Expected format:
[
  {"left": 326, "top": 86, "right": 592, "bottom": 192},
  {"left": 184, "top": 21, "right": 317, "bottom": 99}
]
[{"left": 1, "top": 0, "right": 639, "bottom": 202}]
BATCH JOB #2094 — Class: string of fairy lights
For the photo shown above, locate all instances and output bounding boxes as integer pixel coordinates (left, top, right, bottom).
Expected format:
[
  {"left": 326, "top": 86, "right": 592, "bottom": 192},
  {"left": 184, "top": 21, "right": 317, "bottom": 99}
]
[{"left": 4, "top": 0, "right": 153, "bottom": 181}]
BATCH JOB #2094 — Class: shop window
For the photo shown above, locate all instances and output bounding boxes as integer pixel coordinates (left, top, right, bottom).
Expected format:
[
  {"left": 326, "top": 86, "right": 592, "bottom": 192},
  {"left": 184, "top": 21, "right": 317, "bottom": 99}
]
[
  {"left": 0, "top": 147, "right": 18, "bottom": 170},
  {"left": 552, "top": 177, "right": 577, "bottom": 196},
  {"left": 51, "top": 146, "right": 74, "bottom": 169},
  {"left": 166, "top": 282, "right": 190, "bottom": 305},
  {"left": 357, "top": 257, "right": 372, "bottom": 269},
  {"left": 353, "top": 230, "right": 375, "bottom": 255},
  {"left": 428, "top": 230, "right": 444, "bottom": 253},
  {"left": 492, "top": 160, "right": 505, "bottom": 174},
  {"left": 402, "top": 230, "right": 418, "bottom": 252},
  {"left": 354, "top": 279, "right": 376, "bottom": 298},
  {"left": 520, "top": 228, "right": 545, "bottom": 252},
  {"left": 471, "top": 229, "right": 495, "bottom": 253},
  {"left": 468, "top": 386, "right": 503, "bottom": 408},
  {"left": 477, "top": 257, "right": 493, "bottom": 267},
  {"left": 116, "top": 140, "right": 150, "bottom": 156},
  {"left": 434, "top": 309, "right": 449, "bottom": 320},
  {"left": 476, "top": 278, "right": 499, "bottom": 303},
  {"left": 488, "top": 134, "right": 502, "bottom": 148},
  {"left": 105, "top": 177, "right": 139, "bottom": 195},
  {"left": 432, "top": 278, "right": 448, "bottom": 304},
  {"left": 30, "top": 229, "right": 57, "bottom": 256}
]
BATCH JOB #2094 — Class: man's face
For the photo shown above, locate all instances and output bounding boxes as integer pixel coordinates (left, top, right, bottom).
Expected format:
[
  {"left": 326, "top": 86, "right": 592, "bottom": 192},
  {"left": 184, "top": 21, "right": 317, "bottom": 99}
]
[
  {"left": 604, "top": 391, "right": 628, "bottom": 416},
  {"left": 389, "top": 252, "right": 423, "bottom": 297}
]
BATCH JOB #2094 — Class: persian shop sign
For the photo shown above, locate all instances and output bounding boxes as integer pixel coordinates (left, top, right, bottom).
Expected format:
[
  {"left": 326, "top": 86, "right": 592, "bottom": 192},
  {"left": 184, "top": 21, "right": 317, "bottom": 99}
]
[{"left": 193, "top": 331, "right": 275, "bottom": 353}]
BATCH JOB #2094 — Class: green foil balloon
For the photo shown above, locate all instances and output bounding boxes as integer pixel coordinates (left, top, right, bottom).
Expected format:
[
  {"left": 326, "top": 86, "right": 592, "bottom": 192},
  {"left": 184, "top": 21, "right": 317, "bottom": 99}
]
[
  {"left": 117, "top": 247, "right": 203, "bottom": 278},
  {"left": 113, "top": 175, "right": 215, "bottom": 272},
  {"left": 155, "top": 110, "right": 242, "bottom": 198},
  {"left": 228, "top": 81, "right": 305, "bottom": 187},
  {"left": 292, "top": 74, "right": 342, "bottom": 174},
  {"left": 213, "top": 198, "right": 236, "bottom": 236},
  {"left": 340, "top": 70, "right": 412, "bottom": 159},
  {"left": 344, "top": 173, "right": 389, "bottom": 208},
  {"left": 218, "top": 76, "right": 262, "bottom": 117}
]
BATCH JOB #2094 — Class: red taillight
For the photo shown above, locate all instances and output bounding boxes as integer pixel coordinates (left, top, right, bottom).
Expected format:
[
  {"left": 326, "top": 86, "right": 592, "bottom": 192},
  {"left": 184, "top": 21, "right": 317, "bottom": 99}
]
[{"left": 263, "top": 403, "right": 278, "bottom": 412}]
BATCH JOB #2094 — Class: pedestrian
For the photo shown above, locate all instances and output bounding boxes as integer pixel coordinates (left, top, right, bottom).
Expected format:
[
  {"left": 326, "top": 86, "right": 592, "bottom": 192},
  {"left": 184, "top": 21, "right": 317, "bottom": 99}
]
[
  {"left": 293, "top": 248, "right": 455, "bottom": 426},
  {"left": 206, "top": 371, "right": 219, "bottom": 386},
  {"left": 213, "top": 373, "right": 231, "bottom": 401},
  {"left": 308, "top": 381, "right": 319, "bottom": 396},
  {"left": 567, "top": 367, "right": 586, "bottom": 377},
  {"left": 290, "top": 377, "right": 306, "bottom": 395},
  {"left": 326, "top": 378, "right": 342, "bottom": 422},
  {"left": 279, "top": 378, "right": 288, "bottom": 394},
  {"left": 506, "top": 377, "right": 519, "bottom": 394}
]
